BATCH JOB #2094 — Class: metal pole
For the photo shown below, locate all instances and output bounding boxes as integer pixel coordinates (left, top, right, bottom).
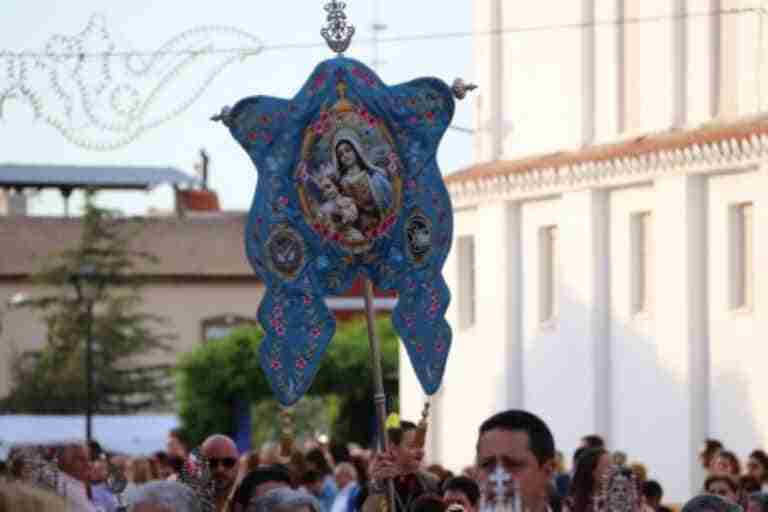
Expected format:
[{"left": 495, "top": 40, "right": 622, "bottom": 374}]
[
  {"left": 362, "top": 278, "right": 396, "bottom": 511},
  {"left": 85, "top": 300, "right": 94, "bottom": 445}
]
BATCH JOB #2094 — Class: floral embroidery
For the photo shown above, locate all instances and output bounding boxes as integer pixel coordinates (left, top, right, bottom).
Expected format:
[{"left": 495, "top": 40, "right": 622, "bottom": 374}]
[
  {"left": 351, "top": 66, "right": 377, "bottom": 87},
  {"left": 228, "top": 56, "right": 455, "bottom": 405},
  {"left": 311, "top": 71, "right": 329, "bottom": 93}
]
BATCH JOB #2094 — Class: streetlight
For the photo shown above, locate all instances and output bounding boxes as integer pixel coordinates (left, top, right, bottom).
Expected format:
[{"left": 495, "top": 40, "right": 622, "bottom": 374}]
[{"left": 69, "top": 263, "right": 106, "bottom": 445}]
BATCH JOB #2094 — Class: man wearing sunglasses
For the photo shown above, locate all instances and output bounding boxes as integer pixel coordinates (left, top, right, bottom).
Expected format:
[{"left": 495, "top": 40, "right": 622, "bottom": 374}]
[{"left": 201, "top": 434, "right": 241, "bottom": 512}]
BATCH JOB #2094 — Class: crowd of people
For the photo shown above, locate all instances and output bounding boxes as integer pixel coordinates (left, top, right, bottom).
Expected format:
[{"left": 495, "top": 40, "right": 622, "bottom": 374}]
[{"left": 1, "top": 410, "right": 767, "bottom": 512}]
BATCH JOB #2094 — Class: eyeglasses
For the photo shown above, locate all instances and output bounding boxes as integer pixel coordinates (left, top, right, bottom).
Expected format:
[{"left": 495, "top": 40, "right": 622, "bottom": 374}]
[{"left": 208, "top": 457, "right": 237, "bottom": 469}]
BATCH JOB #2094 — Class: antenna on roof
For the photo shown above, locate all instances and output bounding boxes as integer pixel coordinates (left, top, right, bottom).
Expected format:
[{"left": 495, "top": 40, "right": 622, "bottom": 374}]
[{"left": 195, "top": 149, "right": 210, "bottom": 190}]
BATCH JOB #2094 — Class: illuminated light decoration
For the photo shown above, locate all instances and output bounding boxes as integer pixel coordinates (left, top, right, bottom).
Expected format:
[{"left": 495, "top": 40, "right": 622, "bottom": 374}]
[{"left": 0, "top": 14, "right": 263, "bottom": 150}]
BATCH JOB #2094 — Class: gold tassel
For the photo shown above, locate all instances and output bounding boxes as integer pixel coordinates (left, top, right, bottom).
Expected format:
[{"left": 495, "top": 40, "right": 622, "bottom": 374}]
[
  {"left": 414, "top": 399, "right": 430, "bottom": 449},
  {"left": 280, "top": 407, "right": 294, "bottom": 457}
]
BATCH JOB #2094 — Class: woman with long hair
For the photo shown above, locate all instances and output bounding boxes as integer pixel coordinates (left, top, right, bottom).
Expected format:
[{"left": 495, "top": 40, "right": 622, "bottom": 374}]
[{"left": 564, "top": 448, "right": 611, "bottom": 512}]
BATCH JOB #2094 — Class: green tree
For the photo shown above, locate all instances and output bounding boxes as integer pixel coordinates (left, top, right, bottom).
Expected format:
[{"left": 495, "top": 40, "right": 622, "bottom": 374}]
[
  {"left": 2, "top": 200, "right": 174, "bottom": 413},
  {"left": 175, "top": 317, "right": 398, "bottom": 447}
]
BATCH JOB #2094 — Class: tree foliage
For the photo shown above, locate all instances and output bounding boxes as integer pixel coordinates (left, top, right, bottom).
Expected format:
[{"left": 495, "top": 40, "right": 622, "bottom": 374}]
[
  {"left": 2, "top": 200, "right": 174, "bottom": 413},
  {"left": 175, "top": 316, "right": 399, "bottom": 447}
]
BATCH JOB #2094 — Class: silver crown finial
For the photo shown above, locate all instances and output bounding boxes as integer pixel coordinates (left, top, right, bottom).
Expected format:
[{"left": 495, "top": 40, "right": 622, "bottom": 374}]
[{"left": 321, "top": 1, "right": 355, "bottom": 55}]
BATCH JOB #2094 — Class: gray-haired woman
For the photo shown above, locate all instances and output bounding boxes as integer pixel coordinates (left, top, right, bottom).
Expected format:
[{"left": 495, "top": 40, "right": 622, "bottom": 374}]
[
  {"left": 246, "top": 487, "right": 322, "bottom": 512},
  {"left": 126, "top": 480, "right": 201, "bottom": 512}
]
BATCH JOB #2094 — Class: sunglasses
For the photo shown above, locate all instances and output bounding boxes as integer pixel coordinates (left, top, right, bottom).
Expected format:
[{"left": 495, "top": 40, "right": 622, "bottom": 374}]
[{"left": 208, "top": 457, "right": 237, "bottom": 469}]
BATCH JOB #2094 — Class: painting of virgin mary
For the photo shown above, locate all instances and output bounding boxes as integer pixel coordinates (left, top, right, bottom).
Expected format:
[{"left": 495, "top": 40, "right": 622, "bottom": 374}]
[{"left": 331, "top": 128, "right": 394, "bottom": 234}]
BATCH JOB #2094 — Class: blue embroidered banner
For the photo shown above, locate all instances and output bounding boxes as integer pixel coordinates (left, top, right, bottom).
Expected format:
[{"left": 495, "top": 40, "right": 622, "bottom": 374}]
[{"left": 224, "top": 56, "right": 454, "bottom": 406}]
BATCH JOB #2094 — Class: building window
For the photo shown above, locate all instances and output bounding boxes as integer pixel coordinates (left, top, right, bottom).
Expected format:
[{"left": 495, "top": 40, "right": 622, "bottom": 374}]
[
  {"left": 201, "top": 315, "right": 257, "bottom": 343},
  {"left": 457, "top": 236, "right": 476, "bottom": 329},
  {"left": 539, "top": 226, "right": 559, "bottom": 323},
  {"left": 730, "top": 203, "right": 754, "bottom": 310},
  {"left": 631, "top": 212, "right": 653, "bottom": 314}
]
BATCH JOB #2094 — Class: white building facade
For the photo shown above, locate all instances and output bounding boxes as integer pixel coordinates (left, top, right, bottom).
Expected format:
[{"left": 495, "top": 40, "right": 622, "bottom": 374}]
[{"left": 399, "top": 0, "right": 768, "bottom": 503}]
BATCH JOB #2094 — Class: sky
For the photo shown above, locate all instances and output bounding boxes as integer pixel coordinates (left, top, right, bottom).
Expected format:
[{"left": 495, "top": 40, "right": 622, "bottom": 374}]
[{"left": 0, "top": 1, "right": 475, "bottom": 216}]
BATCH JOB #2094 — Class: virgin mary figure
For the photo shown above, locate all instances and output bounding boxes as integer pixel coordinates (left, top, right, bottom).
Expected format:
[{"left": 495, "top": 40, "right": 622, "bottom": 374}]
[{"left": 331, "top": 128, "right": 394, "bottom": 234}]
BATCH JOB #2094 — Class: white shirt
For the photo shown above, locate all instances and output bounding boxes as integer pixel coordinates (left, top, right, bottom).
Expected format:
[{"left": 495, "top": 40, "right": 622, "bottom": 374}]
[
  {"left": 479, "top": 500, "right": 552, "bottom": 512},
  {"left": 56, "top": 473, "right": 98, "bottom": 512},
  {"left": 330, "top": 481, "right": 358, "bottom": 512}
]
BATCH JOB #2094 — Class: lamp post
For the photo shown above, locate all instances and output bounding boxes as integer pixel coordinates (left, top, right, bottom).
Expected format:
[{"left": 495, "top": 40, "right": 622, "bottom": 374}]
[{"left": 69, "top": 264, "right": 105, "bottom": 445}]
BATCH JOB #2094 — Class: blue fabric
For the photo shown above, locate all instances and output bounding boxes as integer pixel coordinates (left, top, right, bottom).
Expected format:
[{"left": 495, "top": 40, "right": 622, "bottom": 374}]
[
  {"left": 346, "top": 484, "right": 362, "bottom": 512},
  {"left": 232, "top": 396, "right": 252, "bottom": 453},
  {"left": 225, "top": 56, "right": 455, "bottom": 406},
  {"left": 318, "top": 475, "right": 338, "bottom": 512},
  {"left": 91, "top": 483, "right": 119, "bottom": 512}
]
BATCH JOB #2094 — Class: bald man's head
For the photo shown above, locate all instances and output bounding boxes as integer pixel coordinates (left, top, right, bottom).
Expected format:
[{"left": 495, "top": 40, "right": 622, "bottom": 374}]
[{"left": 201, "top": 435, "right": 239, "bottom": 497}]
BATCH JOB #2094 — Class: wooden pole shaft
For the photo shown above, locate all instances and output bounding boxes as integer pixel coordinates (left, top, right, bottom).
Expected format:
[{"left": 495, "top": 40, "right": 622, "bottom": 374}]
[{"left": 362, "top": 278, "right": 396, "bottom": 511}]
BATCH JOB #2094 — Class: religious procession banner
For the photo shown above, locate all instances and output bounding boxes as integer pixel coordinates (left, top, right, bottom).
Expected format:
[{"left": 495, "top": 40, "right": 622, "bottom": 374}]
[
  {"left": 221, "top": 57, "right": 455, "bottom": 406},
  {"left": 216, "top": 7, "right": 467, "bottom": 406}
]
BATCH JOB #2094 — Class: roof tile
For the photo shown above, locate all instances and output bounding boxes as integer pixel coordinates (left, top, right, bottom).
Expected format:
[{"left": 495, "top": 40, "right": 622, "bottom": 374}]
[{"left": 446, "top": 116, "right": 768, "bottom": 185}]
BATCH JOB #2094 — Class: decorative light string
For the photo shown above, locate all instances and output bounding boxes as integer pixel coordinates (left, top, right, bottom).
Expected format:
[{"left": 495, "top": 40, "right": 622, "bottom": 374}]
[{"left": 0, "top": 15, "right": 264, "bottom": 151}]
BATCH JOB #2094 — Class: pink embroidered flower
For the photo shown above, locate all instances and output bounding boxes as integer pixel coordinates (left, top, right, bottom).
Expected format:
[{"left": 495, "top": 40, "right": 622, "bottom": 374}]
[
  {"left": 303, "top": 295, "right": 313, "bottom": 306},
  {"left": 276, "top": 326, "right": 286, "bottom": 337},
  {"left": 415, "top": 344, "right": 424, "bottom": 353},
  {"left": 310, "top": 326, "right": 322, "bottom": 338},
  {"left": 271, "top": 359, "right": 282, "bottom": 370},
  {"left": 435, "top": 342, "right": 445, "bottom": 353},
  {"left": 312, "top": 122, "right": 323, "bottom": 135},
  {"left": 351, "top": 67, "right": 367, "bottom": 80},
  {"left": 408, "top": 116, "right": 419, "bottom": 125},
  {"left": 295, "top": 358, "right": 307, "bottom": 370},
  {"left": 311, "top": 71, "right": 329, "bottom": 92},
  {"left": 248, "top": 132, "right": 259, "bottom": 141},
  {"left": 424, "top": 111, "right": 435, "bottom": 122},
  {"left": 278, "top": 196, "right": 289, "bottom": 207}
]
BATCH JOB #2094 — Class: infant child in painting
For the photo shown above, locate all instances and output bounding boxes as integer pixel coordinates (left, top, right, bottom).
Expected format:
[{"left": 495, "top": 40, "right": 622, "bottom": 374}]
[{"left": 317, "top": 174, "right": 365, "bottom": 242}]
